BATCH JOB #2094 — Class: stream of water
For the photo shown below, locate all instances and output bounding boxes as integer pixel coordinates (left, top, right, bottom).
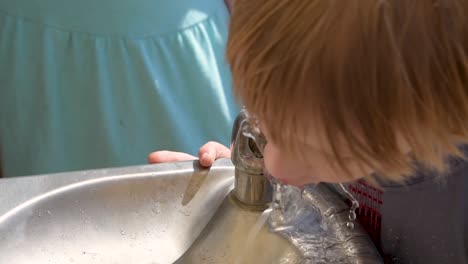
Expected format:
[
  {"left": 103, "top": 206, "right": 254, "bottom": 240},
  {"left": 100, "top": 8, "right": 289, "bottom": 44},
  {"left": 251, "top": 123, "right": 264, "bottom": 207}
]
[{"left": 240, "top": 111, "right": 360, "bottom": 263}]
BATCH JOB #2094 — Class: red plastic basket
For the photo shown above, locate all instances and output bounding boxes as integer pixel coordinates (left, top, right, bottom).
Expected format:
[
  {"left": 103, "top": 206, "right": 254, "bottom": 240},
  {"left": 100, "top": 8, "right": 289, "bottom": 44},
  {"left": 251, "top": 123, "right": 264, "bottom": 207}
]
[{"left": 347, "top": 180, "right": 383, "bottom": 252}]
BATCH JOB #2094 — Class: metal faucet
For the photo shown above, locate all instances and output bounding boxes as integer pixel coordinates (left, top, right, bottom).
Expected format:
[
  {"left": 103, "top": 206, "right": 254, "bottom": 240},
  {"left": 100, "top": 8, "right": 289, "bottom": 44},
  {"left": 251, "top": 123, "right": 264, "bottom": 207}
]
[{"left": 230, "top": 109, "right": 272, "bottom": 209}]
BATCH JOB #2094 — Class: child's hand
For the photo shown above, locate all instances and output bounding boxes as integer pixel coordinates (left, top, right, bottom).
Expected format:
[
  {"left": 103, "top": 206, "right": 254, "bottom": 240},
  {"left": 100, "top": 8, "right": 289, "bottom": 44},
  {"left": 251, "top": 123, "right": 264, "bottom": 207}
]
[{"left": 148, "top": 141, "right": 231, "bottom": 167}]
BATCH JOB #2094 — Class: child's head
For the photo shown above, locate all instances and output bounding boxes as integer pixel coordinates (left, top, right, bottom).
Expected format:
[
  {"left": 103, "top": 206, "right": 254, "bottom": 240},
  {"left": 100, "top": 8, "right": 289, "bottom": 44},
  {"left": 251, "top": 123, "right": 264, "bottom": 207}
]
[{"left": 227, "top": 0, "right": 468, "bottom": 186}]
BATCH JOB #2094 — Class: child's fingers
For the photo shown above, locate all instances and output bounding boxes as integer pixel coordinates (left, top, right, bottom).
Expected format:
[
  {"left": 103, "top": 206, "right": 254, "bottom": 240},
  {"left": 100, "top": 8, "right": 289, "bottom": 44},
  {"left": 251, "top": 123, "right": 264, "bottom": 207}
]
[
  {"left": 198, "top": 141, "right": 231, "bottom": 167},
  {"left": 147, "top": 141, "right": 230, "bottom": 167},
  {"left": 147, "top": 151, "right": 197, "bottom": 164}
]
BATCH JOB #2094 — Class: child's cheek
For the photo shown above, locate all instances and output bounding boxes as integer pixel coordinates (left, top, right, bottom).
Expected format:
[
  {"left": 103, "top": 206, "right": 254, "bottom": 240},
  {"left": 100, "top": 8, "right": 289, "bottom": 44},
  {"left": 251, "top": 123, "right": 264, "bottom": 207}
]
[
  {"left": 263, "top": 143, "right": 288, "bottom": 179},
  {"left": 263, "top": 143, "right": 314, "bottom": 186}
]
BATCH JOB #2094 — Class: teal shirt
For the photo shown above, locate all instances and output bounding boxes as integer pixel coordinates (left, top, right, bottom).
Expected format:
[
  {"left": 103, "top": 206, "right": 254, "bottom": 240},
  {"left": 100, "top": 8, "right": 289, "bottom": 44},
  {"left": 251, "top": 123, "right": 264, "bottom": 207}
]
[{"left": 0, "top": 0, "right": 240, "bottom": 177}]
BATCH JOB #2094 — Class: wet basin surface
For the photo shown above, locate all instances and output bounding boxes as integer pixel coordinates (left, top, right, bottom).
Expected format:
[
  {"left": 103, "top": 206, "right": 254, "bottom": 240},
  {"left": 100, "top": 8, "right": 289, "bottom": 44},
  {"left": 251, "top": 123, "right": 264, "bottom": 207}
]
[{"left": 0, "top": 160, "right": 381, "bottom": 263}]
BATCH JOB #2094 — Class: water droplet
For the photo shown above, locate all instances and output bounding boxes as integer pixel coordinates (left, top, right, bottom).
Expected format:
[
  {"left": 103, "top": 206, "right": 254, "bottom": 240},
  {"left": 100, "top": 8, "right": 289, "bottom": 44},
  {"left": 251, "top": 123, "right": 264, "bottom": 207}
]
[
  {"left": 348, "top": 211, "right": 357, "bottom": 221},
  {"left": 338, "top": 184, "right": 359, "bottom": 228},
  {"left": 69, "top": 258, "right": 74, "bottom": 262},
  {"left": 47, "top": 211, "right": 52, "bottom": 216},
  {"left": 60, "top": 234, "right": 66, "bottom": 238},
  {"left": 346, "top": 222, "right": 355, "bottom": 229},
  {"left": 178, "top": 209, "right": 191, "bottom": 216},
  {"left": 120, "top": 230, "right": 126, "bottom": 235}
]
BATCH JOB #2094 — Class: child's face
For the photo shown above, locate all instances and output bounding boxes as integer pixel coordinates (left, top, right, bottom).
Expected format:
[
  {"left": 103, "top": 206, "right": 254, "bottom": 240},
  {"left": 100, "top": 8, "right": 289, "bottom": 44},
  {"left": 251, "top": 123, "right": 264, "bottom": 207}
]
[
  {"left": 260, "top": 120, "right": 414, "bottom": 186},
  {"left": 260, "top": 124, "right": 374, "bottom": 187}
]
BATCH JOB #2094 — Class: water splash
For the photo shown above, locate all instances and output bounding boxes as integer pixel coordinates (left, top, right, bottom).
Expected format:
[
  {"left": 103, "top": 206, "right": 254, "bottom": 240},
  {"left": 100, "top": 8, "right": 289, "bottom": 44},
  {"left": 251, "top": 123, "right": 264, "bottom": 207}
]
[
  {"left": 338, "top": 183, "right": 359, "bottom": 229},
  {"left": 269, "top": 179, "right": 347, "bottom": 263},
  {"left": 269, "top": 179, "right": 305, "bottom": 231},
  {"left": 235, "top": 208, "right": 272, "bottom": 264},
  {"left": 240, "top": 109, "right": 358, "bottom": 262}
]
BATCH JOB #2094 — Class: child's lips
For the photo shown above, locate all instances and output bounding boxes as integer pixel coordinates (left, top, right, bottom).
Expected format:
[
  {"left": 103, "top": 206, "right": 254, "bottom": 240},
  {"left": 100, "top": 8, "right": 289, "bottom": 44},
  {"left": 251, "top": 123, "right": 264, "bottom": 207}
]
[
  {"left": 275, "top": 177, "right": 290, "bottom": 185},
  {"left": 264, "top": 172, "right": 289, "bottom": 184}
]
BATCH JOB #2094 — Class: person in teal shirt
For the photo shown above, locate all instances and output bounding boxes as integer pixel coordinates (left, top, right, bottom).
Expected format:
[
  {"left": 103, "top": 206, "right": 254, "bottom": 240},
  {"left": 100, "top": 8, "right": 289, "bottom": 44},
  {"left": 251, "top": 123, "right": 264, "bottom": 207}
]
[{"left": 0, "top": 0, "right": 239, "bottom": 177}]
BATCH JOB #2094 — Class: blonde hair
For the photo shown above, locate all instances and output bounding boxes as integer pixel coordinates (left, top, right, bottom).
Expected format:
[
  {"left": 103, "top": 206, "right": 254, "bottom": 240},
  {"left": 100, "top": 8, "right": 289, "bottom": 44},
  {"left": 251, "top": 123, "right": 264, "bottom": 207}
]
[{"left": 227, "top": 0, "right": 468, "bottom": 182}]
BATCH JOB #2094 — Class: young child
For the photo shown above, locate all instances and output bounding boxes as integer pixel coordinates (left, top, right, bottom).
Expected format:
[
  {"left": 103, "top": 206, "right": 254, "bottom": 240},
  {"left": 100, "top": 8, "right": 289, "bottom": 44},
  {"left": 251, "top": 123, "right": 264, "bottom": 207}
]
[{"left": 149, "top": 0, "right": 468, "bottom": 262}]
